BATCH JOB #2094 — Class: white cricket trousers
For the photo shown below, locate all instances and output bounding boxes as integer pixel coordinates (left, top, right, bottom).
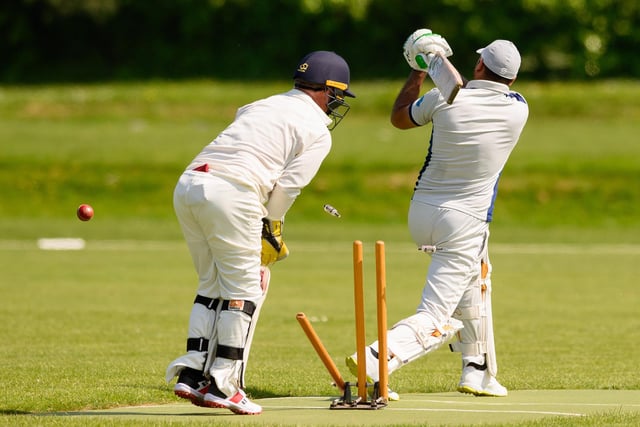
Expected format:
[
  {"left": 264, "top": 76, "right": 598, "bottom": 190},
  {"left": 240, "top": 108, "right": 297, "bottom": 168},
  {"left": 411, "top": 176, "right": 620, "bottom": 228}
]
[
  {"left": 407, "top": 200, "right": 489, "bottom": 325},
  {"left": 173, "top": 170, "right": 265, "bottom": 302}
]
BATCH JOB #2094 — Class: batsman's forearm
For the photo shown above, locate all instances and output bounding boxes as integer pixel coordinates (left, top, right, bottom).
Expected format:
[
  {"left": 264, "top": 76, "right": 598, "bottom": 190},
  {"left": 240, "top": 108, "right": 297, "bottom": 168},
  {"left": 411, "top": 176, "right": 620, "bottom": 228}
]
[
  {"left": 395, "top": 70, "right": 426, "bottom": 107},
  {"left": 391, "top": 70, "right": 426, "bottom": 129}
]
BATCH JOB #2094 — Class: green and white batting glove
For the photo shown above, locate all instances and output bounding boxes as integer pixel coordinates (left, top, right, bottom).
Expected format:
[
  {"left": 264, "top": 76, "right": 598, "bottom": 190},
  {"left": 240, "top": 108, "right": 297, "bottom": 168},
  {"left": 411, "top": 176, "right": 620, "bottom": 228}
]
[
  {"left": 403, "top": 28, "right": 453, "bottom": 71},
  {"left": 261, "top": 218, "right": 289, "bottom": 266}
]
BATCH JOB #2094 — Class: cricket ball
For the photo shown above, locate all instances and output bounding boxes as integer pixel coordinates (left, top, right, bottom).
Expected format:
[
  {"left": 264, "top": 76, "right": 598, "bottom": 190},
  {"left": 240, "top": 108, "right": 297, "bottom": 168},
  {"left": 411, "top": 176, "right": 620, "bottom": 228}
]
[{"left": 77, "top": 204, "right": 94, "bottom": 221}]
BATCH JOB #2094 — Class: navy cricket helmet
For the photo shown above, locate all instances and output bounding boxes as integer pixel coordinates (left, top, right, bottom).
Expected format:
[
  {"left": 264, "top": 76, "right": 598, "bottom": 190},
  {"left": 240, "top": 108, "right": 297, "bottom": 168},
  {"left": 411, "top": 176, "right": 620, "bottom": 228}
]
[{"left": 293, "top": 51, "right": 355, "bottom": 98}]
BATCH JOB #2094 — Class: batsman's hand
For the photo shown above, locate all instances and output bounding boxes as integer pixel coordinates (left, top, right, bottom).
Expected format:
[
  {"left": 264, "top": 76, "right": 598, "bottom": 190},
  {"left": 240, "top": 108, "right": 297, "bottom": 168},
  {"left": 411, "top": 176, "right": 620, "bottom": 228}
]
[
  {"left": 261, "top": 218, "right": 289, "bottom": 266},
  {"left": 403, "top": 29, "right": 453, "bottom": 71}
]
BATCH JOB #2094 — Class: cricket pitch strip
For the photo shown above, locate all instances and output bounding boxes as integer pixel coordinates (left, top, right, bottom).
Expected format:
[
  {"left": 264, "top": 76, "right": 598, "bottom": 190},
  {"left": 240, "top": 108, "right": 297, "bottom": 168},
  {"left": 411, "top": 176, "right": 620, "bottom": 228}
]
[{"left": 39, "top": 390, "right": 640, "bottom": 426}]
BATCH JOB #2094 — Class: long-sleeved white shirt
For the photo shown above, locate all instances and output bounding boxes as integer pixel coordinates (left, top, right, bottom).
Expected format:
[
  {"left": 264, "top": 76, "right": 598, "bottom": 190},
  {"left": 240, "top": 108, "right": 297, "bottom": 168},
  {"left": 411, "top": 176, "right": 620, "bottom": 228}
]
[{"left": 187, "top": 89, "right": 332, "bottom": 219}]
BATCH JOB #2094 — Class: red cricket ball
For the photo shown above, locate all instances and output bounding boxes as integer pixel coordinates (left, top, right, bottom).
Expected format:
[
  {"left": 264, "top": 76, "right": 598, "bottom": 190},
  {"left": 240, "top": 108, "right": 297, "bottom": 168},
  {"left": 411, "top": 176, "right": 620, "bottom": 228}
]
[{"left": 77, "top": 204, "right": 94, "bottom": 221}]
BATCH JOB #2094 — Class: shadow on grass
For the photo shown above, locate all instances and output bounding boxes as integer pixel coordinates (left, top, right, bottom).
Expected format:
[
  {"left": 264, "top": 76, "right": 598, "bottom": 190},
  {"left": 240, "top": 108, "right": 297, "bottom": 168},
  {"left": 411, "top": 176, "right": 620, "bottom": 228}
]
[
  {"left": 247, "top": 387, "right": 289, "bottom": 399},
  {"left": 0, "top": 409, "right": 31, "bottom": 415}
]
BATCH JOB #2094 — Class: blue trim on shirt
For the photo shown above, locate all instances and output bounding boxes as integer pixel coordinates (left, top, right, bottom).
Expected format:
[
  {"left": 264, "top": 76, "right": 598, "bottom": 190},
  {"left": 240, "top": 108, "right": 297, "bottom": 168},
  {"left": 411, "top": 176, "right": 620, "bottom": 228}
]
[
  {"left": 409, "top": 97, "right": 424, "bottom": 126},
  {"left": 486, "top": 172, "right": 502, "bottom": 222},
  {"left": 414, "top": 128, "right": 434, "bottom": 192},
  {"left": 507, "top": 91, "right": 527, "bottom": 104}
]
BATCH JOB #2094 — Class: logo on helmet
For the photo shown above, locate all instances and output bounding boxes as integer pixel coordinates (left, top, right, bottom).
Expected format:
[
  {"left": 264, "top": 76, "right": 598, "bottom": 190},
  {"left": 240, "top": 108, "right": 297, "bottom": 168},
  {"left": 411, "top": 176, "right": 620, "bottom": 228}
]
[{"left": 297, "top": 63, "right": 309, "bottom": 73}]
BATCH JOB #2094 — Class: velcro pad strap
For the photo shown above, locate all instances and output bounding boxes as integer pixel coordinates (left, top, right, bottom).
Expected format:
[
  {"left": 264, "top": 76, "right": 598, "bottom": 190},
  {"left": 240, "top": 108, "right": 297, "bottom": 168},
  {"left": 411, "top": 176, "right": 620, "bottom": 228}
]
[
  {"left": 221, "top": 299, "right": 256, "bottom": 317},
  {"left": 186, "top": 337, "right": 209, "bottom": 352},
  {"left": 449, "top": 341, "right": 487, "bottom": 354},
  {"left": 194, "top": 295, "right": 220, "bottom": 310},
  {"left": 216, "top": 344, "right": 244, "bottom": 360}
]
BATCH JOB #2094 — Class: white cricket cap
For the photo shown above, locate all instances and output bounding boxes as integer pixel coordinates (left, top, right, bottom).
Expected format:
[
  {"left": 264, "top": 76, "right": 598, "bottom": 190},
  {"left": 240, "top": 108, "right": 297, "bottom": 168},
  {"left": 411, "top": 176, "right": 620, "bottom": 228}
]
[{"left": 476, "top": 40, "right": 521, "bottom": 79}]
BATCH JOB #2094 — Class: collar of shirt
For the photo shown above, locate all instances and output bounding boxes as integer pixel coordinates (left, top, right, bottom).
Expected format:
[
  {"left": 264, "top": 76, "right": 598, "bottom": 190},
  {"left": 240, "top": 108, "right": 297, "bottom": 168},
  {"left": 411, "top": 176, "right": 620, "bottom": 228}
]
[
  {"left": 465, "top": 80, "right": 510, "bottom": 94},
  {"left": 289, "top": 88, "right": 332, "bottom": 127}
]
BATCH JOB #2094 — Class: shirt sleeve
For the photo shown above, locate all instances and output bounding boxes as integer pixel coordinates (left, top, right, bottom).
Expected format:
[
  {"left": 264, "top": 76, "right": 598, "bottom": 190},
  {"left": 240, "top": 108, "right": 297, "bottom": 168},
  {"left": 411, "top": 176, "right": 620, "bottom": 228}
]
[
  {"left": 410, "top": 88, "right": 441, "bottom": 126},
  {"left": 264, "top": 135, "right": 332, "bottom": 220}
]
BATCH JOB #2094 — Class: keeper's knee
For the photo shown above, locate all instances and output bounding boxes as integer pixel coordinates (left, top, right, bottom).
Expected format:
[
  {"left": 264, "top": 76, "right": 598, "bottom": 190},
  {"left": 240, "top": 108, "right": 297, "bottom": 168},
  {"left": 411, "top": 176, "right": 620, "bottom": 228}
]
[{"left": 215, "top": 299, "right": 257, "bottom": 360}]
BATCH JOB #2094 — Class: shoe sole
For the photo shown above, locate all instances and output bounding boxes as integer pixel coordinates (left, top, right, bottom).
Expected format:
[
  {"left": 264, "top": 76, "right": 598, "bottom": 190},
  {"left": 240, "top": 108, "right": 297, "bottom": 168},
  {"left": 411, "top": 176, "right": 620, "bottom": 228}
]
[
  {"left": 203, "top": 396, "right": 262, "bottom": 415},
  {"left": 202, "top": 398, "right": 230, "bottom": 409},
  {"left": 173, "top": 383, "right": 209, "bottom": 406},
  {"left": 457, "top": 385, "right": 507, "bottom": 397},
  {"left": 174, "top": 389, "right": 207, "bottom": 407},
  {"left": 229, "top": 407, "right": 262, "bottom": 415}
]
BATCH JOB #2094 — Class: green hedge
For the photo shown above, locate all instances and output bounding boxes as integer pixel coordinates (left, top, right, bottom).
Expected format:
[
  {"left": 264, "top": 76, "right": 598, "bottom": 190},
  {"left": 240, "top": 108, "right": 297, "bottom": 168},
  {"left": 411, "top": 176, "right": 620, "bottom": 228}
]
[{"left": 2, "top": 0, "right": 638, "bottom": 83}]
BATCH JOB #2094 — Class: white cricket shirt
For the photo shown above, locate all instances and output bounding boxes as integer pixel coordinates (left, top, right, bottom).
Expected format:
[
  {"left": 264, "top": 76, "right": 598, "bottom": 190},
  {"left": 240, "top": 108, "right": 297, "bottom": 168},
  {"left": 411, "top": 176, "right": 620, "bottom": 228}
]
[
  {"left": 187, "top": 89, "right": 332, "bottom": 219},
  {"left": 409, "top": 80, "right": 529, "bottom": 222}
]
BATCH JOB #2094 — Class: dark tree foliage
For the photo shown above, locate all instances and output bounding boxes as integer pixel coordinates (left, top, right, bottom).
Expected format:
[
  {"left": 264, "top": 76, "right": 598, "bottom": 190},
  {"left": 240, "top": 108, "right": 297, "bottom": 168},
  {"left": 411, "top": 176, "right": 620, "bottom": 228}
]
[{"left": 0, "top": 0, "right": 637, "bottom": 83}]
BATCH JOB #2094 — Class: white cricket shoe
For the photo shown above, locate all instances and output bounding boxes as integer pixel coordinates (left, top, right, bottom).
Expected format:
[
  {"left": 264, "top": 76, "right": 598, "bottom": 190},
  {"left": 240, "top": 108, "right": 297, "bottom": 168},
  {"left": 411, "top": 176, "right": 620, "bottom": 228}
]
[
  {"left": 457, "top": 364, "right": 508, "bottom": 397},
  {"left": 203, "top": 389, "right": 262, "bottom": 415},
  {"left": 346, "top": 353, "right": 400, "bottom": 401}
]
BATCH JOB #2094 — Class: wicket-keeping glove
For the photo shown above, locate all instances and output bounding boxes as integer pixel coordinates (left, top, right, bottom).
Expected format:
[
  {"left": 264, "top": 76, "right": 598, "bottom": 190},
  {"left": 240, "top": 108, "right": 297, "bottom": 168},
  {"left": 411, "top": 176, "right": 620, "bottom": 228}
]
[
  {"left": 261, "top": 218, "right": 289, "bottom": 266},
  {"left": 403, "top": 28, "right": 453, "bottom": 71}
]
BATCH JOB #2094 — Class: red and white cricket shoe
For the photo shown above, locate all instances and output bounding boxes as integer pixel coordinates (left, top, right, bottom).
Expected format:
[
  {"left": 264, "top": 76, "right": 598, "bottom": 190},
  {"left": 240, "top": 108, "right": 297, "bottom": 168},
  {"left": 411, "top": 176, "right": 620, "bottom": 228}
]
[{"left": 203, "top": 388, "right": 262, "bottom": 415}]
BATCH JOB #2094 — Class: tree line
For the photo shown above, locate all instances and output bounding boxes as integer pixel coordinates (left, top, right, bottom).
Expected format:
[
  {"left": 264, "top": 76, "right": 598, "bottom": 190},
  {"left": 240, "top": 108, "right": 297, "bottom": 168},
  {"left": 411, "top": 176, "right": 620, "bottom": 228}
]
[{"left": 2, "top": 0, "right": 637, "bottom": 83}]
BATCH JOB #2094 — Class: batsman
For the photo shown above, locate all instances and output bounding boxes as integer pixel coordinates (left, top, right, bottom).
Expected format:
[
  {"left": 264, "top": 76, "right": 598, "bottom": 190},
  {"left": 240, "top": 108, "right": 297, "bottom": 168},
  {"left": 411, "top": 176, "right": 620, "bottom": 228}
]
[
  {"left": 347, "top": 30, "right": 529, "bottom": 397},
  {"left": 165, "top": 50, "right": 355, "bottom": 415}
]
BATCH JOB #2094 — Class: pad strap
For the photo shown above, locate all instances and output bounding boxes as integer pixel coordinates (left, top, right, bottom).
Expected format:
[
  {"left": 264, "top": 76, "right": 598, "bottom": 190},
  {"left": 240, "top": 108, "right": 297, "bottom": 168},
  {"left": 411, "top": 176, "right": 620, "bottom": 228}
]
[
  {"left": 194, "top": 295, "right": 220, "bottom": 310},
  {"left": 221, "top": 299, "right": 256, "bottom": 316},
  {"left": 186, "top": 337, "right": 209, "bottom": 352},
  {"left": 216, "top": 344, "right": 244, "bottom": 360},
  {"left": 449, "top": 341, "right": 487, "bottom": 354}
]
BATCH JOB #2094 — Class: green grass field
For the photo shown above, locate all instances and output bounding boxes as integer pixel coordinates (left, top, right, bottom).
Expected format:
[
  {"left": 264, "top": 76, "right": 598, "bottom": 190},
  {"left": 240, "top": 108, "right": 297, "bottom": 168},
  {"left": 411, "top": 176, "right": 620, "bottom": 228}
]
[{"left": 0, "top": 79, "right": 639, "bottom": 426}]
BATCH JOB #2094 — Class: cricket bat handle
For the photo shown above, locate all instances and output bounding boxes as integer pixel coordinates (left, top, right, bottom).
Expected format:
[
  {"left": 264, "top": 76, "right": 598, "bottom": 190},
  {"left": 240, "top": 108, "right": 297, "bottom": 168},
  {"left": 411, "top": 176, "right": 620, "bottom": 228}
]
[{"left": 296, "top": 312, "right": 346, "bottom": 391}]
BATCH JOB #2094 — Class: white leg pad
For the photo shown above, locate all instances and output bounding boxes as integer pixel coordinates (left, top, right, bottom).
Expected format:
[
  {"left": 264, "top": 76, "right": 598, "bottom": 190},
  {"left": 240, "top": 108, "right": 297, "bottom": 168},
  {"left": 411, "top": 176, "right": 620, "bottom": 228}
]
[
  {"left": 209, "top": 306, "right": 252, "bottom": 397},
  {"left": 484, "top": 278, "right": 497, "bottom": 376},
  {"left": 204, "top": 267, "right": 269, "bottom": 379},
  {"left": 238, "top": 266, "right": 270, "bottom": 386},
  {"left": 387, "top": 312, "right": 463, "bottom": 367},
  {"left": 450, "top": 259, "right": 498, "bottom": 376},
  {"left": 206, "top": 268, "right": 268, "bottom": 397},
  {"left": 166, "top": 297, "right": 221, "bottom": 382}
]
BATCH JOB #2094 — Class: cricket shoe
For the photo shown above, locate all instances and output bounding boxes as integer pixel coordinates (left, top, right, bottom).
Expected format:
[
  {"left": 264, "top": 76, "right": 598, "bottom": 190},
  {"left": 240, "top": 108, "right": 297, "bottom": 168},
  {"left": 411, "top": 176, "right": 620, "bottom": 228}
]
[
  {"left": 346, "top": 353, "right": 400, "bottom": 401},
  {"left": 457, "top": 363, "right": 508, "bottom": 397},
  {"left": 204, "top": 388, "right": 262, "bottom": 415},
  {"left": 173, "top": 367, "right": 210, "bottom": 407}
]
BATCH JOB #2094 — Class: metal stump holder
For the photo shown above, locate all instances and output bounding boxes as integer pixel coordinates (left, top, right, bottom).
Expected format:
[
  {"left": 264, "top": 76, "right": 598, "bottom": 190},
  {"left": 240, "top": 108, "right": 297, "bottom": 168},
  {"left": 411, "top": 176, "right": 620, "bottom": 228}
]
[{"left": 330, "top": 381, "right": 387, "bottom": 410}]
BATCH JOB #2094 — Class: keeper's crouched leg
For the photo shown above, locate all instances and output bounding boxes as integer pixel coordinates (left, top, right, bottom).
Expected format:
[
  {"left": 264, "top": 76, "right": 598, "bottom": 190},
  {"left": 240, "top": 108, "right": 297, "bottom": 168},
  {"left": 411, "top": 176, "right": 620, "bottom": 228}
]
[
  {"left": 166, "top": 295, "right": 221, "bottom": 405},
  {"left": 202, "top": 297, "right": 263, "bottom": 415},
  {"left": 208, "top": 300, "right": 255, "bottom": 396}
]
